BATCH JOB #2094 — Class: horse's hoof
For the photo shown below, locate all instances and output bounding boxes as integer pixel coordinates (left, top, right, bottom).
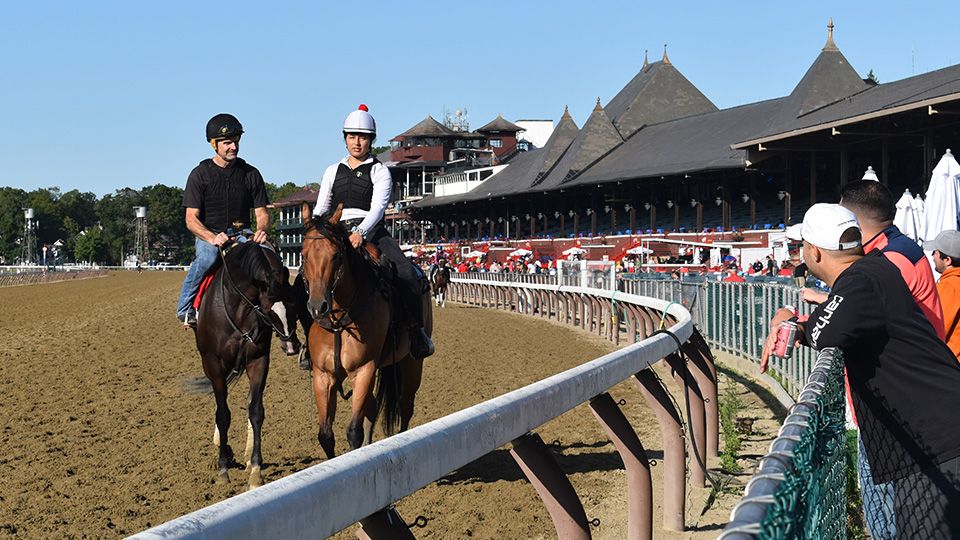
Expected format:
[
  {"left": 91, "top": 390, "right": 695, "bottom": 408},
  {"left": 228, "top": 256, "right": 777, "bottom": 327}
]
[
  {"left": 248, "top": 466, "right": 262, "bottom": 489},
  {"left": 216, "top": 471, "right": 230, "bottom": 484}
]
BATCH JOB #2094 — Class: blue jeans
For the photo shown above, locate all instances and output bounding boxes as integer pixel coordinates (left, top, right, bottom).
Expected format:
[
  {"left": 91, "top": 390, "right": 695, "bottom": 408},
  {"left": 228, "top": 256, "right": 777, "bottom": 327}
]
[
  {"left": 859, "top": 433, "right": 896, "bottom": 539},
  {"left": 176, "top": 237, "right": 225, "bottom": 316}
]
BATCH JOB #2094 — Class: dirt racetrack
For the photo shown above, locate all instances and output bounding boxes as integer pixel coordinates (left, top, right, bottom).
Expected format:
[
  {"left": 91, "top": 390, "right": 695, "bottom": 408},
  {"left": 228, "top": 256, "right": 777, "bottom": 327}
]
[{"left": 1, "top": 272, "right": 780, "bottom": 539}]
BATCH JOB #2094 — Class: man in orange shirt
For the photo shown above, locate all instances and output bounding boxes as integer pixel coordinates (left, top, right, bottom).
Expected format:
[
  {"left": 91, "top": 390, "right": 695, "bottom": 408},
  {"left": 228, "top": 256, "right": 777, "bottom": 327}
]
[{"left": 925, "top": 230, "right": 960, "bottom": 361}]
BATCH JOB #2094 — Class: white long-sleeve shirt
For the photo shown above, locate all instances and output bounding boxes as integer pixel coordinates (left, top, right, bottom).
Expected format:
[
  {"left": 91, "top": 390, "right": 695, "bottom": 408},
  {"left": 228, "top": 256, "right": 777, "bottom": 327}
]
[{"left": 314, "top": 156, "right": 392, "bottom": 236}]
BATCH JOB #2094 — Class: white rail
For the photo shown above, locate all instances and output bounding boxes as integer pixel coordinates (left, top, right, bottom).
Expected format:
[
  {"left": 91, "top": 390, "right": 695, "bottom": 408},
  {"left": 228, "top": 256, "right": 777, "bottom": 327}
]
[{"left": 133, "top": 284, "right": 692, "bottom": 539}]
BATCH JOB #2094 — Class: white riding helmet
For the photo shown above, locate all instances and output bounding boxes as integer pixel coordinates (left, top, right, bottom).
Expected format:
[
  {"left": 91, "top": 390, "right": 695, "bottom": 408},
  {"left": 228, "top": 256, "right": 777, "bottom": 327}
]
[{"left": 343, "top": 104, "right": 376, "bottom": 135}]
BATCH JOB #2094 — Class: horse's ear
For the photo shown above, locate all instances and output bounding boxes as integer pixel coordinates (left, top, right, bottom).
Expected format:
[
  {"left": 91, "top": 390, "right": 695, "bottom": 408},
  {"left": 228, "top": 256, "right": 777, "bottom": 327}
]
[
  {"left": 301, "top": 203, "right": 313, "bottom": 230},
  {"left": 329, "top": 203, "right": 344, "bottom": 226}
]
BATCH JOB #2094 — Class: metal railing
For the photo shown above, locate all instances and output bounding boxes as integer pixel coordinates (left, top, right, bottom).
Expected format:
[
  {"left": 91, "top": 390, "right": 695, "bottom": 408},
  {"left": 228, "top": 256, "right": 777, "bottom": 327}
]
[
  {"left": 721, "top": 348, "right": 846, "bottom": 539},
  {"left": 134, "top": 277, "right": 709, "bottom": 539}
]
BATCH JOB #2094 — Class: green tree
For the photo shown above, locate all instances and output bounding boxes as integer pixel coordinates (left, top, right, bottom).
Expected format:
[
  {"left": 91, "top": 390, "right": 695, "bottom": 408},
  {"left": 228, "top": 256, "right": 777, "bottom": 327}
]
[
  {"left": 95, "top": 188, "right": 144, "bottom": 265},
  {"left": 141, "top": 184, "right": 191, "bottom": 263},
  {"left": 0, "top": 187, "right": 28, "bottom": 263},
  {"left": 74, "top": 228, "right": 107, "bottom": 263}
]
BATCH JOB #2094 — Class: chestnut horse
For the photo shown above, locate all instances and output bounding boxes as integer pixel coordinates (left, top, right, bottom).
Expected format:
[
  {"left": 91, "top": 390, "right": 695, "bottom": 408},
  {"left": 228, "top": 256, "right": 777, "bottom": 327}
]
[
  {"left": 298, "top": 203, "right": 429, "bottom": 459},
  {"left": 193, "top": 240, "right": 301, "bottom": 488}
]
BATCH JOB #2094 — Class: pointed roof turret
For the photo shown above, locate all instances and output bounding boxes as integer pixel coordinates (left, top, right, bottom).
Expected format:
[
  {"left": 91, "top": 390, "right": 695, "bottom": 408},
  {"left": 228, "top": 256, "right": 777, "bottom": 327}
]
[
  {"left": 395, "top": 115, "right": 456, "bottom": 139},
  {"left": 477, "top": 114, "right": 523, "bottom": 133},
  {"left": 662, "top": 44, "right": 670, "bottom": 65},
  {"left": 533, "top": 105, "right": 580, "bottom": 181},
  {"left": 534, "top": 101, "right": 623, "bottom": 188},
  {"left": 786, "top": 19, "right": 868, "bottom": 117},
  {"left": 604, "top": 58, "right": 718, "bottom": 137},
  {"left": 642, "top": 49, "right": 649, "bottom": 70}
]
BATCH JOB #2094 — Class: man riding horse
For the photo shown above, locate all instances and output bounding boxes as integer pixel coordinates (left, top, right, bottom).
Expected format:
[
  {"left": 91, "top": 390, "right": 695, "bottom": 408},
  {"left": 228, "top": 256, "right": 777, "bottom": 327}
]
[
  {"left": 295, "top": 105, "right": 434, "bottom": 366},
  {"left": 176, "top": 113, "right": 271, "bottom": 327}
]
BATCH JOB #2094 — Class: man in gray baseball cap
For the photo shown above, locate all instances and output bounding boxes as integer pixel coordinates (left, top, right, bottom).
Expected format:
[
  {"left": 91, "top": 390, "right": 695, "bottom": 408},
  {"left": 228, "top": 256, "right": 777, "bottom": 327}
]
[{"left": 925, "top": 230, "right": 960, "bottom": 361}]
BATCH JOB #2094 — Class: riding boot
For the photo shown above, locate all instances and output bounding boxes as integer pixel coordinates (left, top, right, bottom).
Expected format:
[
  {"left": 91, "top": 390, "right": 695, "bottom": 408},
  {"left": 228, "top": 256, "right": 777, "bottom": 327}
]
[{"left": 405, "top": 289, "right": 435, "bottom": 359}]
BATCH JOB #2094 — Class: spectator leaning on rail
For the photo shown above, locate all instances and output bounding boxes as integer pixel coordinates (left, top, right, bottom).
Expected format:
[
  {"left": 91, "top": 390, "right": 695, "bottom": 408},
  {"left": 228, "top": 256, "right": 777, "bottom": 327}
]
[
  {"left": 175, "top": 114, "right": 270, "bottom": 327},
  {"left": 801, "top": 180, "right": 947, "bottom": 540},
  {"left": 925, "top": 230, "right": 960, "bottom": 362},
  {"left": 760, "top": 203, "right": 960, "bottom": 539}
]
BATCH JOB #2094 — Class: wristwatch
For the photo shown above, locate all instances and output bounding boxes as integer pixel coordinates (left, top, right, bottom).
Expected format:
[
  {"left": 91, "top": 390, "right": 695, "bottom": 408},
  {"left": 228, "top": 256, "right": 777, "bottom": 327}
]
[{"left": 350, "top": 225, "right": 367, "bottom": 239}]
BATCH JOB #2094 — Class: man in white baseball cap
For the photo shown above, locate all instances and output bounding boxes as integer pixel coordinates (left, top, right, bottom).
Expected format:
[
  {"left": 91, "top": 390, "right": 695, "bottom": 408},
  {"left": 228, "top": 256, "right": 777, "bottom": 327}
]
[{"left": 763, "top": 203, "right": 960, "bottom": 537}]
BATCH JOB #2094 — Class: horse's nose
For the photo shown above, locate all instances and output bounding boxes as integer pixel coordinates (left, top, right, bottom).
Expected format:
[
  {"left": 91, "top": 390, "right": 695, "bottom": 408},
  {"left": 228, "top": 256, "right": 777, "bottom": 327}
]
[{"left": 308, "top": 299, "right": 329, "bottom": 319}]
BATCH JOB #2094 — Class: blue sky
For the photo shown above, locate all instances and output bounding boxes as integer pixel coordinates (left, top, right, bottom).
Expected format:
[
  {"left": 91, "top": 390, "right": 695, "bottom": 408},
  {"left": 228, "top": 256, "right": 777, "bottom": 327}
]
[{"left": 1, "top": 1, "right": 956, "bottom": 196}]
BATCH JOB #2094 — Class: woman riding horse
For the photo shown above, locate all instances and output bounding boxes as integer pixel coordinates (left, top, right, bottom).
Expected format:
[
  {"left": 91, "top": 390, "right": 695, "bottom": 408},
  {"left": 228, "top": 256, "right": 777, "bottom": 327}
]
[
  {"left": 295, "top": 104, "right": 432, "bottom": 457},
  {"left": 194, "top": 239, "right": 301, "bottom": 488},
  {"left": 297, "top": 104, "right": 433, "bottom": 362}
]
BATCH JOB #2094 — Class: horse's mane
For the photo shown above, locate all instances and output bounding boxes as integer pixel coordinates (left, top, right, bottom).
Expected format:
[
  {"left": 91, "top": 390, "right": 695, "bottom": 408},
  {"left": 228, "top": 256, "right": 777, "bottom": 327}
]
[
  {"left": 303, "top": 213, "right": 376, "bottom": 280},
  {"left": 227, "top": 242, "right": 283, "bottom": 294}
]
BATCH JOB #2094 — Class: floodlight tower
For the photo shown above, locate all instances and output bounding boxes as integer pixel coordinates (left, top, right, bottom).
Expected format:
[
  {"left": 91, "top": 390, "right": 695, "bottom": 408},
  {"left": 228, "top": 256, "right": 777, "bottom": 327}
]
[
  {"left": 133, "top": 206, "right": 149, "bottom": 265},
  {"left": 21, "top": 208, "right": 36, "bottom": 265}
]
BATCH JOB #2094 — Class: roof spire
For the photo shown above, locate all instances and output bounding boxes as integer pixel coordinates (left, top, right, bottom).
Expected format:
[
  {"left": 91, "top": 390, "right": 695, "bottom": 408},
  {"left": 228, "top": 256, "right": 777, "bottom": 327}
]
[
  {"left": 561, "top": 105, "right": 571, "bottom": 119},
  {"left": 642, "top": 49, "right": 649, "bottom": 69},
  {"left": 594, "top": 97, "right": 603, "bottom": 112},
  {"left": 662, "top": 43, "right": 670, "bottom": 65},
  {"left": 823, "top": 18, "right": 838, "bottom": 51}
]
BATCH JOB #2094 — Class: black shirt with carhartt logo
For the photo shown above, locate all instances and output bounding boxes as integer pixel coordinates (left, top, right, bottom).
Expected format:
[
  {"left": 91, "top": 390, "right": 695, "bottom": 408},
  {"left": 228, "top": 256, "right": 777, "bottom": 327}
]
[
  {"left": 182, "top": 158, "right": 270, "bottom": 233},
  {"left": 329, "top": 159, "right": 378, "bottom": 212},
  {"left": 805, "top": 250, "right": 960, "bottom": 483}
]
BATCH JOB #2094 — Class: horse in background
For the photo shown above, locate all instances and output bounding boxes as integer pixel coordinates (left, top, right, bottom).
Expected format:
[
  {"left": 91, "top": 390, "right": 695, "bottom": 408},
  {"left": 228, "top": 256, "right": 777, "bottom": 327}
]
[
  {"left": 298, "top": 203, "right": 429, "bottom": 459},
  {"left": 431, "top": 263, "right": 451, "bottom": 307},
  {"left": 193, "top": 240, "right": 301, "bottom": 489}
]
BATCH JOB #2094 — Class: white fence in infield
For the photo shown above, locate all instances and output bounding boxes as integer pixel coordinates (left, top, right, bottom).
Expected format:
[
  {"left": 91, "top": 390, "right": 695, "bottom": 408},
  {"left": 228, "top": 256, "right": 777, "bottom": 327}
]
[{"left": 133, "top": 279, "right": 694, "bottom": 539}]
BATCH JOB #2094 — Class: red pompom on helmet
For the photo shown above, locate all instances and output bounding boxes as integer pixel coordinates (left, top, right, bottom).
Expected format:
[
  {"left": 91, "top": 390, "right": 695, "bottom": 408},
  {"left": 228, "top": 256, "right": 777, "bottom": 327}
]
[{"left": 343, "top": 104, "right": 376, "bottom": 135}]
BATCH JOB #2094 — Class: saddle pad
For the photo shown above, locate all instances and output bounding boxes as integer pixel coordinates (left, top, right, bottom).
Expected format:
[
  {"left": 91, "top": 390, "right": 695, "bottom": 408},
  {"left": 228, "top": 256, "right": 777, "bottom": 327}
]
[{"left": 193, "top": 272, "right": 216, "bottom": 310}]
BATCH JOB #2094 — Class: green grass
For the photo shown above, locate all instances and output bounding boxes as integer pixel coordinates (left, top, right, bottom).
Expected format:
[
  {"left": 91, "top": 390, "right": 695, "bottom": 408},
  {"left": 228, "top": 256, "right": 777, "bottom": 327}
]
[
  {"left": 719, "top": 379, "right": 743, "bottom": 473},
  {"left": 845, "top": 429, "right": 868, "bottom": 540}
]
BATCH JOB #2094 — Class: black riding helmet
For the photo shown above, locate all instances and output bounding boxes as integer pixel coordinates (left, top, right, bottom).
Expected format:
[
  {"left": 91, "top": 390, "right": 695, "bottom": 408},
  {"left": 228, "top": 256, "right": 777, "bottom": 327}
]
[{"left": 206, "top": 113, "right": 244, "bottom": 141}]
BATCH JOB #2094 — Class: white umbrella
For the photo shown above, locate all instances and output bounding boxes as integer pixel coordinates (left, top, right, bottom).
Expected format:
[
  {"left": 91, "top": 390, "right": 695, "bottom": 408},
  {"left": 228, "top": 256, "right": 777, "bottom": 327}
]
[
  {"left": 625, "top": 245, "right": 653, "bottom": 255},
  {"left": 893, "top": 189, "right": 921, "bottom": 242},
  {"left": 509, "top": 248, "right": 532, "bottom": 257},
  {"left": 463, "top": 250, "right": 486, "bottom": 258},
  {"left": 562, "top": 246, "right": 587, "bottom": 256},
  {"left": 912, "top": 193, "right": 926, "bottom": 242},
  {"left": 922, "top": 149, "right": 960, "bottom": 243}
]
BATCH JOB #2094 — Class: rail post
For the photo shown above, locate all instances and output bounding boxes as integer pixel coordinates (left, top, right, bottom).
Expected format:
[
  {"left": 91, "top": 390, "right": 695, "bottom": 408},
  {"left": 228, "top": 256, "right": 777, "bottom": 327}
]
[
  {"left": 510, "top": 433, "right": 591, "bottom": 540},
  {"left": 356, "top": 507, "right": 416, "bottom": 540},
  {"left": 664, "top": 351, "right": 707, "bottom": 488},
  {"left": 589, "top": 393, "right": 653, "bottom": 540},
  {"left": 686, "top": 330, "right": 720, "bottom": 457},
  {"left": 633, "top": 368, "right": 686, "bottom": 531}
]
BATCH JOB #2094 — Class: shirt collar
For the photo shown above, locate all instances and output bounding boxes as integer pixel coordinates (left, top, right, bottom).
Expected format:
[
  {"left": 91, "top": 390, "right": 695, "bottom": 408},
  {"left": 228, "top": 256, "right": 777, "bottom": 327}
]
[
  {"left": 863, "top": 226, "right": 898, "bottom": 252},
  {"left": 340, "top": 155, "right": 374, "bottom": 167}
]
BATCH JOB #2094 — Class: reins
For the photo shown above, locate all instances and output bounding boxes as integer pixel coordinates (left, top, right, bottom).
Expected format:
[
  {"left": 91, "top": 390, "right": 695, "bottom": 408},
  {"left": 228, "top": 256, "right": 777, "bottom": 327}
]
[{"left": 217, "top": 242, "right": 297, "bottom": 345}]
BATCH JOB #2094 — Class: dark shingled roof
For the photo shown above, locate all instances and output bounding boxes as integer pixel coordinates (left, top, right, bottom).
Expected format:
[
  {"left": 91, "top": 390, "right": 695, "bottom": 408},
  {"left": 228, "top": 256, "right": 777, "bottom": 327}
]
[
  {"left": 605, "top": 60, "right": 718, "bottom": 137},
  {"left": 566, "top": 97, "right": 785, "bottom": 188},
  {"left": 396, "top": 115, "right": 457, "bottom": 138},
  {"left": 736, "top": 62, "right": 960, "bottom": 148},
  {"left": 534, "top": 100, "right": 623, "bottom": 189},
  {"left": 476, "top": 115, "right": 523, "bottom": 133},
  {"left": 532, "top": 106, "right": 580, "bottom": 181}
]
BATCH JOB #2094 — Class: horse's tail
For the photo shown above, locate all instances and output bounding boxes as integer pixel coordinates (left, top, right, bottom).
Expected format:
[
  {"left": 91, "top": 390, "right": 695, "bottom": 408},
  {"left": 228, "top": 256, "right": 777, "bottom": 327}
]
[{"left": 376, "top": 363, "right": 402, "bottom": 437}]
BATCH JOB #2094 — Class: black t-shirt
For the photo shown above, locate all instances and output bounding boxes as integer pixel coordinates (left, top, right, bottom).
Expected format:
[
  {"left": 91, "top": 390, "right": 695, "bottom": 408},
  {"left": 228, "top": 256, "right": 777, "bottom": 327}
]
[
  {"left": 182, "top": 158, "right": 270, "bottom": 233},
  {"left": 805, "top": 251, "right": 960, "bottom": 483}
]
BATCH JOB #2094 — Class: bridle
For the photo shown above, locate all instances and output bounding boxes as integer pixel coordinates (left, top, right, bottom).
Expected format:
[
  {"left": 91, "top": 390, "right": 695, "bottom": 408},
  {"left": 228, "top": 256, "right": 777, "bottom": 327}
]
[{"left": 218, "top": 243, "right": 297, "bottom": 344}]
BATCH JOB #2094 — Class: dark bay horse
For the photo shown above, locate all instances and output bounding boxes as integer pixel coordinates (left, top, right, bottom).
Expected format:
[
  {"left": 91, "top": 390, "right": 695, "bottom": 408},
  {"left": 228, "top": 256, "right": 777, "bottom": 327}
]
[
  {"left": 298, "top": 203, "right": 429, "bottom": 459},
  {"left": 431, "top": 264, "right": 451, "bottom": 307},
  {"left": 193, "top": 240, "right": 301, "bottom": 488}
]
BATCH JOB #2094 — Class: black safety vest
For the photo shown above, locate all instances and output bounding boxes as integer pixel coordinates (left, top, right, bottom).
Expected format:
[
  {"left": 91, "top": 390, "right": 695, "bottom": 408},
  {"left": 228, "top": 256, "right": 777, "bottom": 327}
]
[{"left": 330, "top": 159, "right": 378, "bottom": 212}]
